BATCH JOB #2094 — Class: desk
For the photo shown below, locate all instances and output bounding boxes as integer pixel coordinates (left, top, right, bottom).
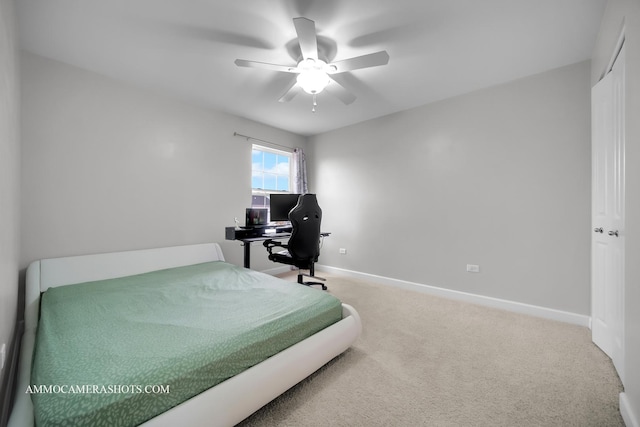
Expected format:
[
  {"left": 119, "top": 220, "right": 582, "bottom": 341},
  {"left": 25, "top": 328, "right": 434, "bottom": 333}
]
[
  {"left": 235, "top": 234, "right": 288, "bottom": 269},
  {"left": 226, "top": 230, "right": 330, "bottom": 269}
]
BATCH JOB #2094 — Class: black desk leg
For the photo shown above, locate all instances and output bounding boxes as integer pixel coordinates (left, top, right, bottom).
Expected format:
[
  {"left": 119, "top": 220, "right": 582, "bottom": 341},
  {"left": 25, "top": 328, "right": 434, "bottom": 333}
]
[{"left": 243, "top": 242, "right": 251, "bottom": 268}]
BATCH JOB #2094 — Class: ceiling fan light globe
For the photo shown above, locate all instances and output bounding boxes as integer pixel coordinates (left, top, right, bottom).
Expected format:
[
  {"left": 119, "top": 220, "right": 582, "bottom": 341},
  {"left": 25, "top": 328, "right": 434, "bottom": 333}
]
[{"left": 297, "top": 69, "right": 330, "bottom": 95}]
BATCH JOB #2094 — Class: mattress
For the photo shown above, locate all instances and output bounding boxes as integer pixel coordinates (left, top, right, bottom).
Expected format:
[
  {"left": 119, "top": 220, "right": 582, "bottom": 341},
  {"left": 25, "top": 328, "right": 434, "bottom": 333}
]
[{"left": 30, "top": 261, "right": 343, "bottom": 426}]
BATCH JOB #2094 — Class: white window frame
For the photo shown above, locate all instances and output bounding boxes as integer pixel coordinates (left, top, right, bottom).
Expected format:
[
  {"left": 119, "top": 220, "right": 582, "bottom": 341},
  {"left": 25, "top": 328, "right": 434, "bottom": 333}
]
[{"left": 251, "top": 144, "right": 294, "bottom": 211}]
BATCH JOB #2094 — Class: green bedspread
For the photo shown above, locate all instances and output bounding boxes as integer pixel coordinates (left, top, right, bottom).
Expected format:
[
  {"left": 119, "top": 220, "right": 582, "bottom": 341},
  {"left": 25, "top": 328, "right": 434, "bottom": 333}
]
[{"left": 30, "top": 261, "right": 343, "bottom": 426}]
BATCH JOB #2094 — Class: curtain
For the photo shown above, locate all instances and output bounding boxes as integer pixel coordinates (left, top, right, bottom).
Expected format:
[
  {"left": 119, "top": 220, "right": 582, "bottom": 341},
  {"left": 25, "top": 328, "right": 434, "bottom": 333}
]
[{"left": 292, "top": 147, "right": 308, "bottom": 194}]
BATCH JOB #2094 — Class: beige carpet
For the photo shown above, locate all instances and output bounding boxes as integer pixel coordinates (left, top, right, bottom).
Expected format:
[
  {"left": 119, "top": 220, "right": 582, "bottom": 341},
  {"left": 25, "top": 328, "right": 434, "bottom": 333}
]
[{"left": 238, "top": 273, "right": 624, "bottom": 427}]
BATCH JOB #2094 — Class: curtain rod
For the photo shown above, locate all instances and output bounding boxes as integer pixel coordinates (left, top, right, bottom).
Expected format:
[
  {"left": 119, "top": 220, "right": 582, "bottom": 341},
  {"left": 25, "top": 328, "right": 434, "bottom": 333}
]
[{"left": 233, "top": 132, "right": 294, "bottom": 151}]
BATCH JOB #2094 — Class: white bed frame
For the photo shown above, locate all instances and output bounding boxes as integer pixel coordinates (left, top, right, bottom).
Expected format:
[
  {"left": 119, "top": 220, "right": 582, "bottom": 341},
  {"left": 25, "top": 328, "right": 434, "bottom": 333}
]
[{"left": 8, "top": 243, "right": 362, "bottom": 427}]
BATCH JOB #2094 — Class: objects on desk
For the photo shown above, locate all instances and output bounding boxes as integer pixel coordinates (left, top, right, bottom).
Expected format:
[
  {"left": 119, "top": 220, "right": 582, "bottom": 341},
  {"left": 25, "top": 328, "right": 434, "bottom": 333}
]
[
  {"left": 226, "top": 227, "right": 255, "bottom": 240},
  {"left": 225, "top": 225, "right": 292, "bottom": 240},
  {"left": 245, "top": 208, "right": 267, "bottom": 227},
  {"left": 269, "top": 193, "right": 301, "bottom": 222}
]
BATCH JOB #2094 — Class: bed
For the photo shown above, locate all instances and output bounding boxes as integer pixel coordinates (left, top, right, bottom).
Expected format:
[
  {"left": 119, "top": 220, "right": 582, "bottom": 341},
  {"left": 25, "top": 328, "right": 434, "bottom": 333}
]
[{"left": 8, "top": 243, "right": 362, "bottom": 426}]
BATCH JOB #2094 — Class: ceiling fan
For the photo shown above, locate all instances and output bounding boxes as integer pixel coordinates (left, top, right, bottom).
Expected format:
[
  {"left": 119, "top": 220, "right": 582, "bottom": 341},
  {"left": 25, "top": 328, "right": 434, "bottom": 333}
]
[{"left": 235, "top": 17, "right": 390, "bottom": 112}]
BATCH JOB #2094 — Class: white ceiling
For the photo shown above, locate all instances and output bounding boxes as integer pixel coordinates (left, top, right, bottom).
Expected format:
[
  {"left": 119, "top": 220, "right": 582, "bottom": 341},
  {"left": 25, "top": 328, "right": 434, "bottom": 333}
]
[{"left": 17, "top": 0, "right": 607, "bottom": 136}]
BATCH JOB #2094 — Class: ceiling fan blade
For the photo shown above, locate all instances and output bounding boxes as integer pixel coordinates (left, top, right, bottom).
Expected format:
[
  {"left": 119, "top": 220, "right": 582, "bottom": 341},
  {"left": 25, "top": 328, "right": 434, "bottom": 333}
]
[
  {"left": 234, "top": 59, "right": 298, "bottom": 73},
  {"left": 293, "top": 17, "right": 318, "bottom": 60},
  {"left": 328, "top": 51, "right": 390, "bottom": 73},
  {"left": 326, "top": 76, "right": 357, "bottom": 105},
  {"left": 278, "top": 77, "right": 300, "bottom": 102}
]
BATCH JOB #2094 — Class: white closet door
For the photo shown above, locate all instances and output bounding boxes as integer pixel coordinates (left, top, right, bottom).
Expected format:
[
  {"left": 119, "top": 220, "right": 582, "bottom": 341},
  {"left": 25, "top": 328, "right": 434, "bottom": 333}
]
[{"left": 591, "top": 44, "right": 625, "bottom": 383}]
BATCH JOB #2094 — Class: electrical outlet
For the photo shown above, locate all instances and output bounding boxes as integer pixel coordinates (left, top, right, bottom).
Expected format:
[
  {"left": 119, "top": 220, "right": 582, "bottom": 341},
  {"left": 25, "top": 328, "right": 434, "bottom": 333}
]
[
  {"left": 466, "top": 264, "right": 480, "bottom": 273},
  {"left": 339, "top": 248, "right": 347, "bottom": 254},
  {"left": 1, "top": 343, "right": 6, "bottom": 371}
]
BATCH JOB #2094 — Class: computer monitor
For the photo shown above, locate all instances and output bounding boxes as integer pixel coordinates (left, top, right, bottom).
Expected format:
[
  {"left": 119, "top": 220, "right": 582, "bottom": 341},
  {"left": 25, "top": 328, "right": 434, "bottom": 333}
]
[
  {"left": 269, "top": 193, "right": 301, "bottom": 222},
  {"left": 245, "top": 208, "right": 267, "bottom": 227}
]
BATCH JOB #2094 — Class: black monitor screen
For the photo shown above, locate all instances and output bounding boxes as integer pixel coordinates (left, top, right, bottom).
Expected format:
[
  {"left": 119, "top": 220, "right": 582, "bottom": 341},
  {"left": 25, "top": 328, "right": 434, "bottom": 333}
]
[
  {"left": 245, "top": 208, "right": 267, "bottom": 227},
  {"left": 269, "top": 193, "right": 301, "bottom": 221}
]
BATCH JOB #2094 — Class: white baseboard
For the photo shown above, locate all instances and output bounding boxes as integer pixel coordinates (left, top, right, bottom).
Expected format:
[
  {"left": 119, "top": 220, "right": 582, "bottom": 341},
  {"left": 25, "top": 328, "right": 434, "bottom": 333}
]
[
  {"left": 621, "top": 392, "right": 640, "bottom": 427},
  {"left": 317, "top": 265, "right": 590, "bottom": 327}
]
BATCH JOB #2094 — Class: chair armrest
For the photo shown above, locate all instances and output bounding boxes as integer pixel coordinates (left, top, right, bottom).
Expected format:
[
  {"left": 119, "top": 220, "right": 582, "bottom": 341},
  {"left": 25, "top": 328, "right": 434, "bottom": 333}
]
[{"left": 263, "top": 239, "right": 287, "bottom": 255}]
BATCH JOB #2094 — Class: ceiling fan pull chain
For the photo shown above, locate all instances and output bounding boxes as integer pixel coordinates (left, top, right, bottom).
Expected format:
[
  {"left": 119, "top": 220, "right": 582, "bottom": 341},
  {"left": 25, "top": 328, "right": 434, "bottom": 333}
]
[{"left": 312, "top": 93, "right": 317, "bottom": 113}]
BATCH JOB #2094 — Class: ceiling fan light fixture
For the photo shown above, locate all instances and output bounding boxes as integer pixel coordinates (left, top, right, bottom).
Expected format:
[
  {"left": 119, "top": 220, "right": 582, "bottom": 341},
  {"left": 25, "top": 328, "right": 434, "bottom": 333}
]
[
  {"left": 297, "top": 70, "right": 330, "bottom": 94},
  {"left": 296, "top": 58, "right": 330, "bottom": 94}
]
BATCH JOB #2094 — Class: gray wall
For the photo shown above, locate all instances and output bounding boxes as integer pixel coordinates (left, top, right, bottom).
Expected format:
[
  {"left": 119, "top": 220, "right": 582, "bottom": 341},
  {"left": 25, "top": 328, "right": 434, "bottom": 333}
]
[
  {"left": 20, "top": 52, "right": 306, "bottom": 271},
  {"left": 592, "top": 0, "right": 640, "bottom": 422},
  {"left": 308, "top": 61, "right": 591, "bottom": 315},
  {"left": 0, "top": 0, "right": 20, "bottom": 390}
]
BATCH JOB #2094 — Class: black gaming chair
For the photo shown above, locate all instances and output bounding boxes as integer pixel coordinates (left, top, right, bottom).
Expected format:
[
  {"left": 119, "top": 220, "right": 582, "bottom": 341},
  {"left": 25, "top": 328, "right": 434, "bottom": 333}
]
[{"left": 263, "top": 194, "right": 327, "bottom": 290}]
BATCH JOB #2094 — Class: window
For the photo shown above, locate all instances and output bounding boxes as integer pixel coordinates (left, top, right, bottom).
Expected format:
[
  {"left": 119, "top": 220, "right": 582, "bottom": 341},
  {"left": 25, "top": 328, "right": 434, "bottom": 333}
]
[{"left": 251, "top": 145, "right": 292, "bottom": 210}]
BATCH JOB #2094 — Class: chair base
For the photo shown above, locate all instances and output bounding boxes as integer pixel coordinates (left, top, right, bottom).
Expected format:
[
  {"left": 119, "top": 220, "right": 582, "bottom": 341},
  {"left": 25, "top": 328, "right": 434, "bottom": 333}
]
[{"left": 297, "top": 272, "right": 327, "bottom": 290}]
